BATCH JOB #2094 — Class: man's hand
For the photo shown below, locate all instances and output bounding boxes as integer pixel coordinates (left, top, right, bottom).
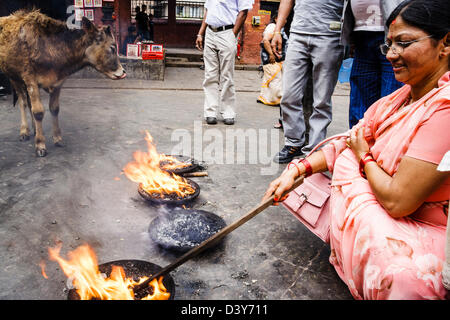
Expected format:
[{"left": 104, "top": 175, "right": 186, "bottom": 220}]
[
  {"left": 271, "top": 33, "right": 283, "bottom": 60},
  {"left": 195, "top": 35, "right": 203, "bottom": 51}
]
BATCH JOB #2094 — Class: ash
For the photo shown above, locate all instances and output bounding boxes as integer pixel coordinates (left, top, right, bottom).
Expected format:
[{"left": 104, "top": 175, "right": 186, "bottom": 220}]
[{"left": 151, "top": 211, "right": 224, "bottom": 250}]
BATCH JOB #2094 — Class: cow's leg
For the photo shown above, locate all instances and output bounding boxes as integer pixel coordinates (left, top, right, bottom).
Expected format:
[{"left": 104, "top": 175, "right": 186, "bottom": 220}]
[
  {"left": 28, "top": 94, "right": 36, "bottom": 136},
  {"left": 49, "top": 86, "right": 63, "bottom": 147},
  {"left": 26, "top": 83, "right": 47, "bottom": 157},
  {"left": 11, "top": 80, "right": 31, "bottom": 141}
]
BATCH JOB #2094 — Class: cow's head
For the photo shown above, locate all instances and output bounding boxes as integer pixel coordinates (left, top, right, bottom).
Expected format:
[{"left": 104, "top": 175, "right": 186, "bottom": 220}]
[{"left": 82, "top": 17, "right": 126, "bottom": 80}]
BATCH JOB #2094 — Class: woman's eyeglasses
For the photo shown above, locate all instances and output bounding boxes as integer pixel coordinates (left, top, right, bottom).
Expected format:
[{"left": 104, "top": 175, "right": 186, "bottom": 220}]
[{"left": 379, "top": 35, "right": 434, "bottom": 55}]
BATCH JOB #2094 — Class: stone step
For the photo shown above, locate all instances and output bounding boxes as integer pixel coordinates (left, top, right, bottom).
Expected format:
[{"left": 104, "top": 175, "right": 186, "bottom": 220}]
[
  {"left": 165, "top": 48, "right": 203, "bottom": 62},
  {"left": 165, "top": 60, "right": 203, "bottom": 68}
]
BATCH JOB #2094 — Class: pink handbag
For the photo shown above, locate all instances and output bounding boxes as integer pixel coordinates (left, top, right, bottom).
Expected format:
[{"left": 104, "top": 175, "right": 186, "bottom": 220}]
[{"left": 282, "top": 133, "right": 349, "bottom": 243}]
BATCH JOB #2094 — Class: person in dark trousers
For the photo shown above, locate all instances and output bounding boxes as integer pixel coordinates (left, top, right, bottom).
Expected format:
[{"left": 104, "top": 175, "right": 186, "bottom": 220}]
[
  {"left": 341, "top": 0, "right": 404, "bottom": 128},
  {"left": 148, "top": 13, "right": 154, "bottom": 42},
  {"left": 135, "top": 5, "right": 149, "bottom": 40}
]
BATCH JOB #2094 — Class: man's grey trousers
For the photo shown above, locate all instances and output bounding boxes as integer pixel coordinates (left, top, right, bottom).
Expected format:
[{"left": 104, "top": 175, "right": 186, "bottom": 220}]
[{"left": 281, "top": 32, "right": 344, "bottom": 153}]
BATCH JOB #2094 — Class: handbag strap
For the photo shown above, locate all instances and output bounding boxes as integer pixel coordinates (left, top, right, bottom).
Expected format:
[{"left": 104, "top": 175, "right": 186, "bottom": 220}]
[{"left": 307, "top": 131, "right": 351, "bottom": 157}]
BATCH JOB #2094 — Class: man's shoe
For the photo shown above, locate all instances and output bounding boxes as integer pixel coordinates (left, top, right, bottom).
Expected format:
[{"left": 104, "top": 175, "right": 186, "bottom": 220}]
[
  {"left": 273, "top": 145, "right": 304, "bottom": 163},
  {"left": 223, "top": 118, "right": 234, "bottom": 125},
  {"left": 206, "top": 117, "right": 217, "bottom": 125}
]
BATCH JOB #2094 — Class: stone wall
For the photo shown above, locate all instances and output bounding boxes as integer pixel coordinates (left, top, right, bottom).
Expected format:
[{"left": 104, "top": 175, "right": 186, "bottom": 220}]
[{"left": 71, "top": 56, "right": 165, "bottom": 81}]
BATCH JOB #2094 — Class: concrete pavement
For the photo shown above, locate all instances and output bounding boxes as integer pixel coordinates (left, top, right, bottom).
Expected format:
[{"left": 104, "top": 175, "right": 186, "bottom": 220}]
[{"left": 0, "top": 66, "right": 353, "bottom": 300}]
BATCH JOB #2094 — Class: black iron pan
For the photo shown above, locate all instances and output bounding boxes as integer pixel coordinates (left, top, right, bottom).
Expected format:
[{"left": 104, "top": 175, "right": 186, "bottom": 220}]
[
  {"left": 67, "top": 259, "right": 175, "bottom": 300},
  {"left": 159, "top": 155, "right": 199, "bottom": 175},
  {"left": 148, "top": 208, "right": 226, "bottom": 252},
  {"left": 138, "top": 178, "right": 200, "bottom": 206}
]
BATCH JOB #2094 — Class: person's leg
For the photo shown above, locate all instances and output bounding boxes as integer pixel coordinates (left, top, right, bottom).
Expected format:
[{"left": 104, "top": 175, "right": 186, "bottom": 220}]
[
  {"left": 305, "top": 35, "right": 344, "bottom": 153},
  {"left": 349, "top": 32, "right": 382, "bottom": 128},
  {"left": 217, "top": 29, "right": 237, "bottom": 121},
  {"left": 202, "top": 28, "right": 220, "bottom": 120},
  {"left": 273, "top": 33, "right": 311, "bottom": 163},
  {"left": 280, "top": 33, "right": 311, "bottom": 147}
]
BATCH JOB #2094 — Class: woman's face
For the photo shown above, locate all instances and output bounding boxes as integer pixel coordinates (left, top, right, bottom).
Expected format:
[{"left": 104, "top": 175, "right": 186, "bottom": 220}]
[{"left": 386, "top": 16, "right": 447, "bottom": 87}]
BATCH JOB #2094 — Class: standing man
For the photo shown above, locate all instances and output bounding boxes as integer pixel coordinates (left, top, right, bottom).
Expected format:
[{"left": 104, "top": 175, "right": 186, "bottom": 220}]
[
  {"left": 135, "top": 5, "right": 149, "bottom": 41},
  {"left": 271, "top": 0, "right": 345, "bottom": 163},
  {"left": 195, "top": 0, "right": 254, "bottom": 125}
]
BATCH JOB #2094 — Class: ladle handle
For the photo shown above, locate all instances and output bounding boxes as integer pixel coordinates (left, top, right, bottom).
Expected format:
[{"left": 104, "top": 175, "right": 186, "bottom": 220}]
[{"left": 134, "top": 175, "right": 305, "bottom": 297}]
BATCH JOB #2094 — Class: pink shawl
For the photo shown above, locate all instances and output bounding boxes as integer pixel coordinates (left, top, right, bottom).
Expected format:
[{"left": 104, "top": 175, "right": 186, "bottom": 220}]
[{"left": 323, "top": 71, "right": 450, "bottom": 177}]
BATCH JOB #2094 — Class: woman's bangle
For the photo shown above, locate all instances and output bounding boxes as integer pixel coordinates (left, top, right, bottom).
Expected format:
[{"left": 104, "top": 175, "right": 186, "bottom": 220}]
[
  {"left": 274, "top": 31, "right": 281, "bottom": 35},
  {"left": 288, "top": 158, "right": 313, "bottom": 178},
  {"left": 287, "top": 162, "right": 301, "bottom": 176},
  {"left": 197, "top": 34, "right": 203, "bottom": 38},
  {"left": 299, "top": 158, "right": 313, "bottom": 177},
  {"left": 359, "top": 152, "right": 375, "bottom": 178}
]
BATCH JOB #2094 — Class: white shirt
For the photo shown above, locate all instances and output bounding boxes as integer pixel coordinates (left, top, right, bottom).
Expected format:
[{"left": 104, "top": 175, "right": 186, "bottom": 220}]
[
  {"left": 263, "top": 23, "right": 276, "bottom": 38},
  {"left": 205, "top": 0, "right": 254, "bottom": 28},
  {"left": 351, "top": 0, "right": 384, "bottom": 32}
]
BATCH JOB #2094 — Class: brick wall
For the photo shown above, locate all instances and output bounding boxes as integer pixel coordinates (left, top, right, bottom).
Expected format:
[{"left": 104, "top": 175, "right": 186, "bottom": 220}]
[{"left": 238, "top": 0, "right": 271, "bottom": 65}]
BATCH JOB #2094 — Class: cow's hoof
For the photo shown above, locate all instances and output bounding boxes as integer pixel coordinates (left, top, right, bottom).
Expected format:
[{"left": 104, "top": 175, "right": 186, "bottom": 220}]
[
  {"left": 54, "top": 140, "right": 65, "bottom": 147},
  {"left": 19, "top": 134, "right": 30, "bottom": 141},
  {"left": 35, "top": 149, "right": 47, "bottom": 157}
]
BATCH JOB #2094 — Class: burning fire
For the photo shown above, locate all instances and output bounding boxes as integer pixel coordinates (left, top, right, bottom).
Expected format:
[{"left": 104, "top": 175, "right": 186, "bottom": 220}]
[
  {"left": 123, "top": 131, "right": 195, "bottom": 198},
  {"left": 44, "top": 244, "right": 170, "bottom": 300},
  {"left": 159, "top": 154, "right": 191, "bottom": 171}
]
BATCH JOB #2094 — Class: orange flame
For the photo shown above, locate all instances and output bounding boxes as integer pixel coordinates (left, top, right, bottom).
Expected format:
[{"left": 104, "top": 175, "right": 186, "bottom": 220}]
[
  {"left": 159, "top": 154, "right": 191, "bottom": 171},
  {"left": 39, "top": 261, "right": 48, "bottom": 279},
  {"left": 122, "top": 131, "right": 194, "bottom": 198},
  {"left": 46, "top": 244, "right": 170, "bottom": 300}
]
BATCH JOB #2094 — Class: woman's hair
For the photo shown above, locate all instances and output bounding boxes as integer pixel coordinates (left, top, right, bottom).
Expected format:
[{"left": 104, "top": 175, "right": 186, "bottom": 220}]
[
  {"left": 270, "top": 10, "right": 278, "bottom": 24},
  {"left": 386, "top": 0, "right": 450, "bottom": 40}
]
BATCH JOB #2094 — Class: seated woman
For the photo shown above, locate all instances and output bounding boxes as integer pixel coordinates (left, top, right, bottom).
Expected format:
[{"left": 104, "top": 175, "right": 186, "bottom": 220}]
[{"left": 262, "top": 0, "right": 450, "bottom": 300}]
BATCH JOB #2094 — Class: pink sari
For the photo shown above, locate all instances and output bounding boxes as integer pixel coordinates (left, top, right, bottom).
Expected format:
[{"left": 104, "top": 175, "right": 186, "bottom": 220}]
[{"left": 321, "top": 72, "right": 450, "bottom": 299}]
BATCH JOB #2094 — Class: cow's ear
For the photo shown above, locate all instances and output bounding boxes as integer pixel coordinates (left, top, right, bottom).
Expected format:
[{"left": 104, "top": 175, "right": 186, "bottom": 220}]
[{"left": 81, "top": 17, "right": 96, "bottom": 33}]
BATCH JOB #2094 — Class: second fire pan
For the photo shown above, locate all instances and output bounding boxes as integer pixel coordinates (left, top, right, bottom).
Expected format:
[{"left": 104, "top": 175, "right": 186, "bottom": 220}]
[
  {"left": 148, "top": 208, "right": 226, "bottom": 252},
  {"left": 159, "top": 155, "right": 199, "bottom": 175},
  {"left": 138, "top": 178, "right": 200, "bottom": 206}
]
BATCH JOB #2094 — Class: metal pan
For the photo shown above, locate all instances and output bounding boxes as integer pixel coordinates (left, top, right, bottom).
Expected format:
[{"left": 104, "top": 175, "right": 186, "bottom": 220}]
[
  {"left": 138, "top": 178, "right": 200, "bottom": 206},
  {"left": 148, "top": 208, "right": 226, "bottom": 252},
  {"left": 159, "top": 155, "right": 199, "bottom": 175},
  {"left": 67, "top": 259, "right": 175, "bottom": 300}
]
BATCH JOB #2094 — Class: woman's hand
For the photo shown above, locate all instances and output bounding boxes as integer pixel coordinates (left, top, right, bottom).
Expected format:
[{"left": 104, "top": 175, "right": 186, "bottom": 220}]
[
  {"left": 347, "top": 125, "right": 370, "bottom": 162},
  {"left": 261, "top": 168, "right": 297, "bottom": 205},
  {"left": 271, "top": 33, "right": 283, "bottom": 60}
]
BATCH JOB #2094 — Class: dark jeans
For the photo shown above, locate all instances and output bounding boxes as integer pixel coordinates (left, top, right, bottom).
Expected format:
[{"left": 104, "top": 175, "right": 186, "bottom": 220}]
[{"left": 349, "top": 31, "right": 403, "bottom": 128}]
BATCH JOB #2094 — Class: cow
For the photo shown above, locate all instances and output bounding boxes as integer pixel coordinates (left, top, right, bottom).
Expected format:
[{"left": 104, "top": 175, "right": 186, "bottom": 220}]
[{"left": 0, "top": 10, "right": 126, "bottom": 157}]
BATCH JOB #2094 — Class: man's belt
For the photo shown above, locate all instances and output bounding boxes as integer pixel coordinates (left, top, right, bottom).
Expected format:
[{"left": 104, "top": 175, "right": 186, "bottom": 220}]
[{"left": 208, "top": 24, "right": 234, "bottom": 32}]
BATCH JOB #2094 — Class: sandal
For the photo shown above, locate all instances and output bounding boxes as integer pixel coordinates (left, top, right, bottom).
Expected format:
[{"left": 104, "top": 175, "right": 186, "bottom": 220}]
[{"left": 273, "top": 122, "right": 283, "bottom": 129}]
